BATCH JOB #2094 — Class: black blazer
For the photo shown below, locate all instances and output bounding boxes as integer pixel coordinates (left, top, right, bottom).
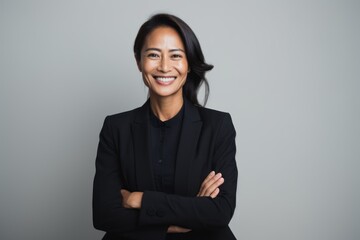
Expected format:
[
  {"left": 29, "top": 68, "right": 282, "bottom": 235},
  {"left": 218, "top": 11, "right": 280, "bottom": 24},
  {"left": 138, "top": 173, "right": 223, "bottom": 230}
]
[{"left": 93, "top": 99, "right": 238, "bottom": 240}]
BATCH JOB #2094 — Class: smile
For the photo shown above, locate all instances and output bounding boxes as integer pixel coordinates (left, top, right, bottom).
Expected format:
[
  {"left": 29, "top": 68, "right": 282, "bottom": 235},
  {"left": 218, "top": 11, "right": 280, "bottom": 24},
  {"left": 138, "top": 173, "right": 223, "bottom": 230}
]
[{"left": 154, "top": 76, "right": 176, "bottom": 84}]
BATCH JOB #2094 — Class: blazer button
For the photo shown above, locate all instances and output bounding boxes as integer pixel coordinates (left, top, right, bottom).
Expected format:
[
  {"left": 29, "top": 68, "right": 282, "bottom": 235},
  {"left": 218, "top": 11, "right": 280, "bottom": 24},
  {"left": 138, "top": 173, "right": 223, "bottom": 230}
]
[
  {"left": 156, "top": 209, "right": 165, "bottom": 218},
  {"left": 146, "top": 208, "right": 156, "bottom": 216}
]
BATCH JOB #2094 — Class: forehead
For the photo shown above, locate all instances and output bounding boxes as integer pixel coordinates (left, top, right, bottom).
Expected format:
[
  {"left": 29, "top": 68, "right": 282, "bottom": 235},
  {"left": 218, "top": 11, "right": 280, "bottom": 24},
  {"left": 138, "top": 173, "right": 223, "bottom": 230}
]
[{"left": 143, "top": 26, "right": 185, "bottom": 48}]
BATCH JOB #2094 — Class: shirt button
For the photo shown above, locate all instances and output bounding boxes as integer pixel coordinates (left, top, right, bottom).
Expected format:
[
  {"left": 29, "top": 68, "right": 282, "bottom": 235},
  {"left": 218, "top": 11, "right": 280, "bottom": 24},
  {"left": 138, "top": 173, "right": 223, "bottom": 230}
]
[{"left": 158, "top": 159, "right": 163, "bottom": 164}]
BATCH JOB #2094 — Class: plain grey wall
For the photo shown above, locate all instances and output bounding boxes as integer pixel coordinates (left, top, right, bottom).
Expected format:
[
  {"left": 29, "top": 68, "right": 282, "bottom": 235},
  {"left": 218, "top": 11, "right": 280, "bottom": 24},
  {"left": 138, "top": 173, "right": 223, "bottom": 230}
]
[{"left": 1, "top": 0, "right": 359, "bottom": 239}]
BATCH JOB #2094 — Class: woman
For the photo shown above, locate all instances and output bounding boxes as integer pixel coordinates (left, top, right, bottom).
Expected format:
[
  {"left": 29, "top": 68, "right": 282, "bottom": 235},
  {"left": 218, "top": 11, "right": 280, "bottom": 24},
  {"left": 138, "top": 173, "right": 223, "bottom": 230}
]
[{"left": 93, "top": 13, "right": 238, "bottom": 240}]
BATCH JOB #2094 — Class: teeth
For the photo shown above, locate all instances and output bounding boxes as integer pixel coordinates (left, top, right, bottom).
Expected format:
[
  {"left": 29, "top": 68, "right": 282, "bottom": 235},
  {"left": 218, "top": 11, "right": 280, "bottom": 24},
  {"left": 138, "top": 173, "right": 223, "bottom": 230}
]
[{"left": 155, "top": 77, "right": 176, "bottom": 82}]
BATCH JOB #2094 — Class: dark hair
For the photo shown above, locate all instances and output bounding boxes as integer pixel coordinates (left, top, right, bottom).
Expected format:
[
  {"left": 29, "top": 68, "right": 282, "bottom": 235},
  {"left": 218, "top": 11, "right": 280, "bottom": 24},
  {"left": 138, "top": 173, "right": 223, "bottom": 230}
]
[{"left": 134, "top": 13, "right": 213, "bottom": 106}]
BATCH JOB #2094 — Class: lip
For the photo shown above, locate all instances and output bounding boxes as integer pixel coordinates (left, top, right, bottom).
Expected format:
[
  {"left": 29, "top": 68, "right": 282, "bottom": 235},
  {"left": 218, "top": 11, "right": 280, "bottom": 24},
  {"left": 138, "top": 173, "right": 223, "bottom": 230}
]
[{"left": 153, "top": 76, "right": 177, "bottom": 85}]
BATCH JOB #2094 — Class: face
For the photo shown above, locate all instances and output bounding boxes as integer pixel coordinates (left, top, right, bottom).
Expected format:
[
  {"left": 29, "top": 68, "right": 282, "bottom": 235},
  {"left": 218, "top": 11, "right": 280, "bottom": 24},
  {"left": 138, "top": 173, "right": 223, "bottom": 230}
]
[{"left": 137, "top": 26, "right": 189, "bottom": 101}]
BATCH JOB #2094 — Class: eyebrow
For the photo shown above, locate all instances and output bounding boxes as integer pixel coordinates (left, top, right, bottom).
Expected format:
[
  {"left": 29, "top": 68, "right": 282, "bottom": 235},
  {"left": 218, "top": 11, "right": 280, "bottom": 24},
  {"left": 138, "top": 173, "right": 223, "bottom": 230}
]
[{"left": 144, "top": 48, "right": 185, "bottom": 53}]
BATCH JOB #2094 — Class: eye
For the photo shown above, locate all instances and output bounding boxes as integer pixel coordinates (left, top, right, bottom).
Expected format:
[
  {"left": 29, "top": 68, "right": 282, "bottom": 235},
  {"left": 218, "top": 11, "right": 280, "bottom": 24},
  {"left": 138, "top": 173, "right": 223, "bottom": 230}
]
[
  {"left": 171, "top": 54, "right": 183, "bottom": 60},
  {"left": 147, "top": 53, "right": 160, "bottom": 59}
]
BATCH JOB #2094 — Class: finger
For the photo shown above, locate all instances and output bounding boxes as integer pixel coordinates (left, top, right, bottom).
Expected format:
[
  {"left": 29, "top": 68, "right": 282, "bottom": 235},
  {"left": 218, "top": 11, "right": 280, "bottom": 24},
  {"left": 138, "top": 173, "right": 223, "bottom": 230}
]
[
  {"left": 200, "top": 172, "right": 221, "bottom": 192},
  {"left": 167, "top": 225, "right": 192, "bottom": 233},
  {"left": 177, "top": 226, "right": 191, "bottom": 233},
  {"left": 198, "top": 173, "right": 222, "bottom": 196},
  {"left": 210, "top": 187, "right": 220, "bottom": 199},
  {"left": 198, "top": 174, "right": 221, "bottom": 196},
  {"left": 202, "top": 177, "right": 224, "bottom": 196},
  {"left": 197, "top": 171, "right": 215, "bottom": 196},
  {"left": 203, "top": 171, "right": 215, "bottom": 182},
  {"left": 199, "top": 176, "right": 224, "bottom": 197},
  {"left": 201, "top": 171, "right": 215, "bottom": 186}
]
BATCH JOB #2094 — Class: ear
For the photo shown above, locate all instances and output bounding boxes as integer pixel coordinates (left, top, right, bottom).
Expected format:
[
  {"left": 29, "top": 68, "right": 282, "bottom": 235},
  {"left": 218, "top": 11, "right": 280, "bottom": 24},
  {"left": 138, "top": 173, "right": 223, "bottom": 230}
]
[{"left": 135, "top": 54, "right": 142, "bottom": 72}]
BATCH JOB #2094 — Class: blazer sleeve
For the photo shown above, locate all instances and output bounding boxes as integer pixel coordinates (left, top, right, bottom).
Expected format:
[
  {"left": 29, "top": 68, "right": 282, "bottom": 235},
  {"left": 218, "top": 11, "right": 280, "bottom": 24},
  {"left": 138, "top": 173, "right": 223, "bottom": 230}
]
[
  {"left": 138, "top": 113, "right": 238, "bottom": 229},
  {"left": 92, "top": 116, "right": 167, "bottom": 239}
]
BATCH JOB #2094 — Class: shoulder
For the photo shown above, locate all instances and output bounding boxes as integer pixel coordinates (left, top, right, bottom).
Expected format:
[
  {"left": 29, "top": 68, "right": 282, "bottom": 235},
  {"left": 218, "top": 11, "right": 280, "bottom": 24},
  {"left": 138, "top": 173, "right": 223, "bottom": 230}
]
[
  {"left": 106, "top": 106, "right": 142, "bottom": 122},
  {"left": 196, "top": 106, "right": 232, "bottom": 124},
  {"left": 193, "top": 106, "right": 235, "bottom": 134},
  {"left": 107, "top": 99, "right": 150, "bottom": 122},
  {"left": 193, "top": 106, "right": 236, "bottom": 147},
  {"left": 102, "top": 103, "right": 147, "bottom": 130}
]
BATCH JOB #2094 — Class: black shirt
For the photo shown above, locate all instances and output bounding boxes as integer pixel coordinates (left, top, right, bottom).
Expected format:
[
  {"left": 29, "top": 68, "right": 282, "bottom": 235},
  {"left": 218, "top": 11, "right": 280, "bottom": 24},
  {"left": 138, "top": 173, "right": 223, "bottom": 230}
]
[{"left": 149, "top": 104, "right": 184, "bottom": 194}]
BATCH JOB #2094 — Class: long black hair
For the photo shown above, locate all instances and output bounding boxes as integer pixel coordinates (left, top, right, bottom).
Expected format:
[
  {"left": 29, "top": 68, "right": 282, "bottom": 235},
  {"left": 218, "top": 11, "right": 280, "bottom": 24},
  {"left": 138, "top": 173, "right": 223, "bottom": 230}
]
[{"left": 133, "top": 13, "right": 213, "bottom": 106}]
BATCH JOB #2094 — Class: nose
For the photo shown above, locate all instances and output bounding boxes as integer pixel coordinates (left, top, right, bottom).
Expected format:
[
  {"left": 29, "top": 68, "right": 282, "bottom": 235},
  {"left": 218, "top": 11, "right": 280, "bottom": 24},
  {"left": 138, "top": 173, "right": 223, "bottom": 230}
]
[{"left": 157, "top": 57, "right": 171, "bottom": 72}]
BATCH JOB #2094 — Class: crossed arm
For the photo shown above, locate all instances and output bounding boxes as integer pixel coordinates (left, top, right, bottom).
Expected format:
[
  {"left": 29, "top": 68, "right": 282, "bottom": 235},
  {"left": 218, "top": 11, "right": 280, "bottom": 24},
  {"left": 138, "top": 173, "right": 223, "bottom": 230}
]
[
  {"left": 120, "top": 171, "right": 225, "bottom": 233},
  {"left": 93, "top": 113, "right": 237, "bottom": 238}
]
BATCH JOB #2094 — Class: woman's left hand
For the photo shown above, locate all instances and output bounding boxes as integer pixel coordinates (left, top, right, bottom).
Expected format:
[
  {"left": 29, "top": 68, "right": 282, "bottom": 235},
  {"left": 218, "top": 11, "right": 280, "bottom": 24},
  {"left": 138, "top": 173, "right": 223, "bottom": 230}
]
[
  {"left": 120, "top": 189, "right": 143, "bottom": 209},
  {"left": 197, "top": 171, "right": 224, "bottom": 198}
]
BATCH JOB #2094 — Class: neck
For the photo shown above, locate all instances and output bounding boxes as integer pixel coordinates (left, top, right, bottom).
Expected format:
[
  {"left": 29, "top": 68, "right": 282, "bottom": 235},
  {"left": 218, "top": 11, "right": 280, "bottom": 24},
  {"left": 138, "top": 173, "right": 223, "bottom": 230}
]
[{"left": 149, "top": 95, "right": 184, "bottom": 121}]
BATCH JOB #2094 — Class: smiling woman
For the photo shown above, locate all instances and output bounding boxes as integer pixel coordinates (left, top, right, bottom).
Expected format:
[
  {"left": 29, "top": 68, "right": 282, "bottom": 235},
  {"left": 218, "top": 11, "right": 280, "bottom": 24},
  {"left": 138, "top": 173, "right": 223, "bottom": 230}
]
[
  {"left": 93, "top": 13, "right": 238, "bottom": 240},
  {"left": 138, "top": 26, "right": 189, "bottom": 117}
]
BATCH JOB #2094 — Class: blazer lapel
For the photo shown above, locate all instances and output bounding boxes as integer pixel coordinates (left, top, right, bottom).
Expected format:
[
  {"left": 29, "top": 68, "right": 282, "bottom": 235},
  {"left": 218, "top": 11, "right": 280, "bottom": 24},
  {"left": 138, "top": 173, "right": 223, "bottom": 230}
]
[
  {"left": 131, "top": 100, "right": 156, "bottom": 191},
  {"left": 174, "top": 100, "right": 203, "bottom": 195}
]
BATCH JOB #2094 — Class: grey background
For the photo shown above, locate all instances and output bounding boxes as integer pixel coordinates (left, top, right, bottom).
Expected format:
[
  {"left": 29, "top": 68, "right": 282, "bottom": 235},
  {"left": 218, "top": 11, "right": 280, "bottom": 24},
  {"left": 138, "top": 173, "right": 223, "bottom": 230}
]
[{"left": 1, "top": 0, "right": 359, "bottom": 239}]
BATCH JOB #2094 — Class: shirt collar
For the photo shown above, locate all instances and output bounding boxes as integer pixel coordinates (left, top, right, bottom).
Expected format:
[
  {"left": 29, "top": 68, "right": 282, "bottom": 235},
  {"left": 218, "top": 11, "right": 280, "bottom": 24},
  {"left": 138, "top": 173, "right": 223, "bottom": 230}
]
[{"left": 149, "top": 103, "right": 185, "bottom": 128}]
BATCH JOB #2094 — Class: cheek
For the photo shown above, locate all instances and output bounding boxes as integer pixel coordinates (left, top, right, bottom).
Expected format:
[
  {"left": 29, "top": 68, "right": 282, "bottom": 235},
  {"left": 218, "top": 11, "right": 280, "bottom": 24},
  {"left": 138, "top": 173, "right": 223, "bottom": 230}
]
[
  {"left": 175, "top": 61, "right": 189, "bottom": 75},
  {"left": 142, "top": 74, "right": 150, "bottom": 87},
  {"left": 141, "top": 60, "right": 157, "bottom": 73}
]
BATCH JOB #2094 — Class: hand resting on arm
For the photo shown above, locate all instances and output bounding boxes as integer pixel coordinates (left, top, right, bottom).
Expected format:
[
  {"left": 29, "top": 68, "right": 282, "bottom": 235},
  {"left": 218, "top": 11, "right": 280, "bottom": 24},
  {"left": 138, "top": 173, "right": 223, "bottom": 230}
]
[{"left": 120, "top": 171, "right": 225, "bottom": 233}]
